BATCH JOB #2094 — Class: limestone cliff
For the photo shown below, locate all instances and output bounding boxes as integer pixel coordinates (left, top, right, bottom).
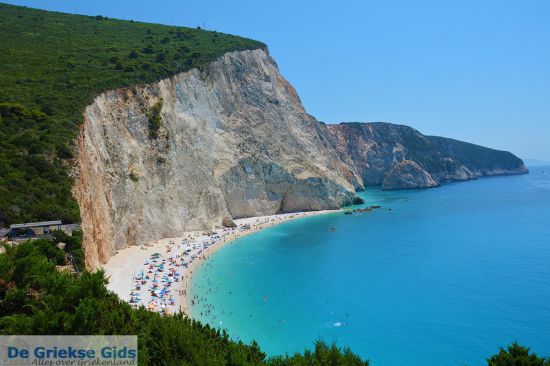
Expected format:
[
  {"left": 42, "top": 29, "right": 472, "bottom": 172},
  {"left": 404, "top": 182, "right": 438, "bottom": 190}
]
[
  {"left": 324, "top": 122, "right": 528, "bottom": 189},
  {"left": 73, "top": 49, "right": 361, "bottom": 269},
  {"left": 381, "top": 160, "right": 439, "bottom": 190},
  {"left": 74, "top": 50, "right": 528, "bottom": 269}
]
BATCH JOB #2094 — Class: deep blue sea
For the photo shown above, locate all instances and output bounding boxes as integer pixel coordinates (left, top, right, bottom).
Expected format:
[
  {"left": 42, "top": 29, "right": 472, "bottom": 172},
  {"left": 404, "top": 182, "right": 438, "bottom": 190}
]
[{"left": 190, "top": 167, "right": 550, "bottom": 366}]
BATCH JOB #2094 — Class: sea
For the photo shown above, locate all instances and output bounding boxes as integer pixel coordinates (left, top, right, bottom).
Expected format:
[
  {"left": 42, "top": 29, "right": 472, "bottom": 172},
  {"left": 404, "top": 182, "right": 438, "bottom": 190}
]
[{"left": 190, "top": 166, "right": 550, "bottom": 366}]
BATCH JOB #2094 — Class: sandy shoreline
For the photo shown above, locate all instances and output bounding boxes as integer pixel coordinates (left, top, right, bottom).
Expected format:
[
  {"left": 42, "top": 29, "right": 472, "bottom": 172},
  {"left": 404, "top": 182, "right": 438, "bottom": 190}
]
[{"left": 103, "top": 210, "right": 337, "bottom": 316}]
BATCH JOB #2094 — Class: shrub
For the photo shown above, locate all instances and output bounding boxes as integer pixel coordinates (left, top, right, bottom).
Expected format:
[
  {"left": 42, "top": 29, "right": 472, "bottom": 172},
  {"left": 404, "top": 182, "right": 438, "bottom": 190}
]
[
  {"left": 56, "top": 143, "right": 73, "bottom": 159},
  {"left": 129, "top": 172, "right": 139, "bottom": 182},
  {"left": 33, "top": 238, "right": 67, "bottom": 265},
  {"left": 145, "top": 100, "right": 163, "bottom": 139},
  {"left": 51, "top": 229, "right": 84, "bottom": 271},
  {"left": 488, "top": 343, "right": 549, "bottom": 366},
  {"left": 123, "top": 64, "right": 136, "bottom": 72},
  {"left": 155, "top": 51, "right": 166, "bottom": 62}
]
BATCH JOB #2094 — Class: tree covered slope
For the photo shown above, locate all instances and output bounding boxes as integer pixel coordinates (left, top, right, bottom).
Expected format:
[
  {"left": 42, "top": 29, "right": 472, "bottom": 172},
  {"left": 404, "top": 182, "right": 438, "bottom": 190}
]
[{"left": 0, "top": 3, "right": 265, "bottom": 227}]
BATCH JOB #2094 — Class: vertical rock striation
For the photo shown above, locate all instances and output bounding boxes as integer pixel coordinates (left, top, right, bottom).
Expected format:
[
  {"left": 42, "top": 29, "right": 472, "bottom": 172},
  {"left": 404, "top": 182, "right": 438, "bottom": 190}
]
[
  {"left": 324, "top": 122, "right": 528, "bottom": 189},
  {"left": 73, "top": 49, "right": 360, "bottom": 269}
]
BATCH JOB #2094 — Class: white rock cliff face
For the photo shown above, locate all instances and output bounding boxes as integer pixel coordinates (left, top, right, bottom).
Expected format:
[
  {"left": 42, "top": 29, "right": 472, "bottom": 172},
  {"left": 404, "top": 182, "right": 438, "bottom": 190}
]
[
  {"left": 73, "top": 50, "right": 528, "bottom": 269},
  {"left": 73, "top": 49, "right": 361, "bottom": 269}
]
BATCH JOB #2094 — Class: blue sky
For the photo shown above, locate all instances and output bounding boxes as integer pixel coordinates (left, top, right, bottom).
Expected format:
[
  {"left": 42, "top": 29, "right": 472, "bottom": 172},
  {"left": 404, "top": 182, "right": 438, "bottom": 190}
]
[{"left": 5, "top": 0, "right": 550, "bottom": 161}]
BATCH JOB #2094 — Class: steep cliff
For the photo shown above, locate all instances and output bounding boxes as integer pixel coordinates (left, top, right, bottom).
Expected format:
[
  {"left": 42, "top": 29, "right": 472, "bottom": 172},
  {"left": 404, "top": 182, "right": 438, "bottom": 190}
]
[
  {"left": 381, "top": 160, "right": 439, "bottom": 190},
  {"left": 74, "top": 51, "right": 528, "bottom": 269},
  {"left": 325, "top": 122, "right": 528, "bottom": 189},
  {"left": 0, "top": 3, "right": 268, "bottom": 228},
  {"left": 73, "top": 49, "right": 361, "bottom": 268}
]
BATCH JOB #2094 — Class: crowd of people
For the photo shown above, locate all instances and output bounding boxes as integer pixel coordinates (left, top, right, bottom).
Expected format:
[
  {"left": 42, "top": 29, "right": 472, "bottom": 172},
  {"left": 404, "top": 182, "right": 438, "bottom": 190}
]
[
  {"left": 128, "top": 232, "right": 226, "bottom": 314},
  {"left": 125, "top": 213, "right": 306, "bottom": 315}
]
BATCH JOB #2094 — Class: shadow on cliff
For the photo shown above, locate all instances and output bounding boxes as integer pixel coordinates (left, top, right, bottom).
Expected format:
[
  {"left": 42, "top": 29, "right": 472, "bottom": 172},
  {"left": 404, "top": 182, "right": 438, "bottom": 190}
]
[{"left": 219, "top": 157, "right": 363, "bottom": 219}]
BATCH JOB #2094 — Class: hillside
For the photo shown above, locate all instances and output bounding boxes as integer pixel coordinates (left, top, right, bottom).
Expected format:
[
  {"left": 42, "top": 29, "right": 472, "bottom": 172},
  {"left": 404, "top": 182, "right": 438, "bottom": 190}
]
[
  {"left": 324, "top": 122, "right": 527, "bottom": 190},
  {"left": 0, "top": 3, "right": 265, "bottom": 227}
]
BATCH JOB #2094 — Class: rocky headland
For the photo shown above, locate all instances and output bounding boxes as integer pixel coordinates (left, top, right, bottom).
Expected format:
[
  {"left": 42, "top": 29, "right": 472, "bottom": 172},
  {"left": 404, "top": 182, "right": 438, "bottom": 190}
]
[{"left": 325, "top": 122, "right": 527, "bottom": 190}]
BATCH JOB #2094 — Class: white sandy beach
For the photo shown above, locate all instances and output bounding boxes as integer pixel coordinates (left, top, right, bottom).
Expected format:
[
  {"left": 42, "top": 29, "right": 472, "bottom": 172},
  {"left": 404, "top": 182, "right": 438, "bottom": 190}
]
[{"left": 103, "top": 210, "right": 337, "bottom": 316}]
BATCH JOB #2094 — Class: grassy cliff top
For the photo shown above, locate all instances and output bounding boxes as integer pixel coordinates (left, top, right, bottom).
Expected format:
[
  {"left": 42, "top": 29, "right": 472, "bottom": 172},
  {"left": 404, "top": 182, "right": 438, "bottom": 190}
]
[{"left": 0, "top": 3, "right": 265, "bottom": 226}]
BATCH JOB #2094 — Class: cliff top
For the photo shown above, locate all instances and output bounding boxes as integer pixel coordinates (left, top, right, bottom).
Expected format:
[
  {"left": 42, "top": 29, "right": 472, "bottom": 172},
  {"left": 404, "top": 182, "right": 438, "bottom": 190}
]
[{"left": 0, "top": 3, "right": 265, "bottom": 227}]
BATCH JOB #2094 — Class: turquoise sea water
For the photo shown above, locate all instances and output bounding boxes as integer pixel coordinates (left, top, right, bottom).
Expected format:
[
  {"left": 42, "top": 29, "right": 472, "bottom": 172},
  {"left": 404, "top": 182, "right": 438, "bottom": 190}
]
[{"left": 190, "top": 167, "right": 550, "bottom": 366}]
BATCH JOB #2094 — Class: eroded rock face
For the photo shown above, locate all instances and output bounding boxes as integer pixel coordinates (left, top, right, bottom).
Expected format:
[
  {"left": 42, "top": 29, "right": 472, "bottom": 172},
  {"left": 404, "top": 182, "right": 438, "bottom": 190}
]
[
  {"left": 324, "top": 122, "right": 528, "bottom": 188},
  {"left": 382, "top": 160, "right": 439, "bottom": 190},
  {"left": 73, "top": 50, "right": 528, "bottom": 269},
  {"left": 73, "top": 49, "right": 360, "bottom": 269}
]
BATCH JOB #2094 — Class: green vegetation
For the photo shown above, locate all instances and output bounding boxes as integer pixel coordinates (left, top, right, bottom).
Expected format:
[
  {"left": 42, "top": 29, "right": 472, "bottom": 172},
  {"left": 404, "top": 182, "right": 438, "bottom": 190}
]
[
  {"left": 146, "top": 100, "right": 164, "bottom": 139},
  {"left": 0, "top": 102, "right": 80, "bottom": 225},
  {"left": 0, "top": 3, "right": 265, "bottom": 227},
  {"left": 129, "top": 171, "right": 140, "bottom": 182},
  {"left": 488, "top": 343, "right": 549, "bottom": 366},
  {"left": 1, "top": 242, "right": 547, "bottom": 365},
  {"left": 51, "top": 228, "right": 85, "bottom": 271},
  {"left": 30, "top": 238, "right": 67, "bottom": 265},
  {"left": 0, "top": 241, "right": 368, "bottom": 366}
]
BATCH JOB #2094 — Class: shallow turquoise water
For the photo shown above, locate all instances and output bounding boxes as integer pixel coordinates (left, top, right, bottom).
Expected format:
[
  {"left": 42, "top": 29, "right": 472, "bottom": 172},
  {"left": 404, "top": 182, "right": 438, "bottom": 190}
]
[{"left": 190, "top": 167, "right": 550, "bottom": 365}]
